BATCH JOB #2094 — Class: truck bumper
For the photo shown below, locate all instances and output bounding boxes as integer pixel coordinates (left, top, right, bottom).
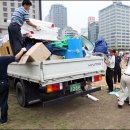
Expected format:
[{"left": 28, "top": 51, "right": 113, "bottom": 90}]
[{"left": 43, "top": 86, "right": 101, "bottom": 106}]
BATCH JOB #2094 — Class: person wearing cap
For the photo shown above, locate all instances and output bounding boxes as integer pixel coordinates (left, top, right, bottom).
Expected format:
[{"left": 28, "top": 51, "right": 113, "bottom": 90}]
[
  {"left": 0, "top": 48, "right": 26, "bottom": 125},
  {"left": 8, "top": 0, "right": 40, "bottom": 55},
  {"left": 105, "top": 49, "right": 115, "bottom": 92}
]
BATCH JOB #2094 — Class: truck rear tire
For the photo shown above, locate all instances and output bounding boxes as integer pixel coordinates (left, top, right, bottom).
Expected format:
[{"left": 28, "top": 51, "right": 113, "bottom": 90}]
[{"left": 16, "top": 82, "right": 28, "bottom": 107}]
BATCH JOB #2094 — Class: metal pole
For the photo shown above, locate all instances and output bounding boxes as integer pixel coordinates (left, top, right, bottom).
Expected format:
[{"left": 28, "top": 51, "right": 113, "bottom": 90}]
[{"left": 39, "top": 0, "right": 42, "bottom": 20}]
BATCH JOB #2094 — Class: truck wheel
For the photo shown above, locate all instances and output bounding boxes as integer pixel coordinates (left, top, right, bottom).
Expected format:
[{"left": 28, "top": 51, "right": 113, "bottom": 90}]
[{"left": 16, "top": 82, "right": 28, "bottom": 107}]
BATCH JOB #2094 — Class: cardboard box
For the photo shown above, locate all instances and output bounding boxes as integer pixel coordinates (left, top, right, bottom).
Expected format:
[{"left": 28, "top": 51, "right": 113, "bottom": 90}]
[
  {"left": 0, "top": 41, "right": 13, "bottom": 56},
  {"left": 0, "top": 47, "right": 7, "bottom": 56},
  {"left": 50, "top": 54, "right": 63, "bottom": 60},
  {"left": 19, "top": 42, "right": 51, "bottom": 64}
]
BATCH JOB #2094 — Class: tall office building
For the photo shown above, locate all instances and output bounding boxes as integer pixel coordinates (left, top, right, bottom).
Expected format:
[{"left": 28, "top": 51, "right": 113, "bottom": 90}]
[
  {"left": 62, "top": 26, "right": 78, "bottom": 38},
  {"left": 81, "top": 28, "right": 88, "bottom": 37},
  {"left": 99, "top": 1, "right": 130, "bottom": 49},
  {"left": 88, "top": 21, "right": 99, "bottom": 43},
  {"left": 44, "top": 14, "right": 50, "bottom": 22},
  {"left": 49, "top": 4, "right": 67, "bottom": 30},
  {"left": 0, "top": 0, "right": 41, "bottom": 35}
]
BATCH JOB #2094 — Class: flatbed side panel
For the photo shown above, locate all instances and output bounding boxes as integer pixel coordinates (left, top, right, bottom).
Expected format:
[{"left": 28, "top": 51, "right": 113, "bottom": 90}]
[
  {"left": 8, "top": 62, "right": 42, "bottom": 82},
  {"left": 8, "top": 57, "right": 105, "bottom": 85},
  {"left": 42, "top": 57, "right": 104, "bottom": 80},
  {"left": 41, "top": 72, "right": 104, "bottom": 86}
]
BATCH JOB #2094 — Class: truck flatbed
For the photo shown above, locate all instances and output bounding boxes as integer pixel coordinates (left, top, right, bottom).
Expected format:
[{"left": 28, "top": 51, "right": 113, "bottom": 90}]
[{"left": 8, "top": 56, "right": 105, "bottom": 86}]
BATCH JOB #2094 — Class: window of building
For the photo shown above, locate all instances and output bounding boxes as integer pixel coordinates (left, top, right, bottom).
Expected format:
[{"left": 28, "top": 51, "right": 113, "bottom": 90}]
[
  {"left": 11, "top": 8, "right": 15, "bottom": 12},
  {"left": 3, "top": 2, "right": 7, "bottom": 6},
  {"left": 0, "top": 29, "right": 2, "bottom": 33},
  {"left": 4, "top": 18, "right": 7, "bottom": 22},
  {"left": 11, "top": 3, "right": 14, "bottom": 6},
  {"left": 33, "top": 15, "right": 35, "bottom": 18},
  {"left": 33, "top": 5, "right": 35, "bottom": 8},
  {"left": 111, "top": 46, "right": 115, "bottom": 48},
  {"left": 18, "top": 3, "right": 22, "bottom": 7},
  {"left": 3, "top": 13, "right": 7, "bottom": 17},
  {"left": 111, "top": 42, "right": 115, "bottom": 44},
  {"left": 33, "top": 10, "right": 35, "bottom": 13},
  {"left": 3, "top": 7, "right": 7, "bottom": 11}
]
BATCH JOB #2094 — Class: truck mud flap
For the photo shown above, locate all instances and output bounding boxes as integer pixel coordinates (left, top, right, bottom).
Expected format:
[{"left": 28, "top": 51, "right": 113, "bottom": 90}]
[{"left": 43, "top": 86, "right": 101, "bottom": 106}]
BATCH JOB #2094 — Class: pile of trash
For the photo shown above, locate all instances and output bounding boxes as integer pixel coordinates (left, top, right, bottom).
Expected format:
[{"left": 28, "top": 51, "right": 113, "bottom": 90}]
[
  {"left": 0, "top": 35, "right": 13, "bottom": 56},
  {"left": 0, "top": 33, "right": 110, "bottom": 64},
  {"left": 94, "top": 37, "right": 109, "bottom": 57},
  {"left": 1, "top": 19, "right": 109, "bottom": 63},
  {"left": 0, "top": 35, "right": 9, "bottom": 46}
]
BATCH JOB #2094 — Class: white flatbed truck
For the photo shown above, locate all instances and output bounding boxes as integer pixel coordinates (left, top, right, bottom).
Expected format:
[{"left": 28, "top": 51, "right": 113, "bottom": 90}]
[
  {"left": 8, "top": 56, "right": 105, "bottom": 107},
  {"left": 7, "top": 19, "right": 105, "bottom": 107}
]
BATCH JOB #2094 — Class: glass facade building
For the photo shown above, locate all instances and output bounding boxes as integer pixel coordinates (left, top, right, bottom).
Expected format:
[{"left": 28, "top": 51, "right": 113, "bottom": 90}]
[{"left": 99, "top": 2, "right": 130, "bottom": 49}]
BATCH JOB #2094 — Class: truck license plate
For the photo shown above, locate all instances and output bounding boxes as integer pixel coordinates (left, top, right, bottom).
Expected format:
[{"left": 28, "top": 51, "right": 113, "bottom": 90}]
[{"left": 70, "top": 83, "right": 81, "bottom": 92}]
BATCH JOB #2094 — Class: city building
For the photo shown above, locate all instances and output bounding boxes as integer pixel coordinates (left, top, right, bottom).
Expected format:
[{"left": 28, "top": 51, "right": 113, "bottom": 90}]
[
  {"left": 88, "top": 21, "right": 99, "bottom": 43},
  {"left": 0, "top": 0, "right": 41, "bottom": 35},
  {"left": 44, "top": 14, "right": 50, "bottom": 22},
  {"left": 81, "top": 28, "right": 88, "bottom": 37},
  {"left": 99, "top": 1, "right": 130, "bottom": 49},
  {"left": 62, "top": 26, "right": 78, "bottom": 38},
  {"left": 49, "top": 4, "right": 67, "bottom": 30}
]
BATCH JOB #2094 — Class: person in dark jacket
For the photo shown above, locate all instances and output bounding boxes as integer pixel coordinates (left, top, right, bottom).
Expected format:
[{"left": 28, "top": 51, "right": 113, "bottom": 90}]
[
  {"left": 113, "top": 50, "right": 121, "bottom": 84},
  {"left": 0, "top": 48, "right": 26, "bottom": 125}
]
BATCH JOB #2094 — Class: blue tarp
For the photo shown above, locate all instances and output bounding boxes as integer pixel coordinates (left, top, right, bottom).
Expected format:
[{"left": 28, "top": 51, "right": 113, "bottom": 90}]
[{"left": 94, "top": 37, "right": 109, "bottom": 57}]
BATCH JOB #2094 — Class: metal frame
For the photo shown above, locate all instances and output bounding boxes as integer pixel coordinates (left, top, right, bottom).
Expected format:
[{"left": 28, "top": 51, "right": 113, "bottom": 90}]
[{"left": 43, "top": 86, "right": 101, "bottom": 106}]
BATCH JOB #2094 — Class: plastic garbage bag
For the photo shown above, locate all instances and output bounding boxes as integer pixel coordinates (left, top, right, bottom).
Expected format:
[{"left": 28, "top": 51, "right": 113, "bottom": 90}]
[
  {"left": 94, "top": 37, "right": 109, "bottom": 57},
  {"left": 109, "top": 87, "right": 129, "bottom": 100},
  {"left": 109, "top": 91, "right": 119, "bottom": 97},
  {"left": 80, "top": 35, "right": 95, "bottom": 52},
  {"left": 51, "top": 36, "right": 70, "bottom": 49}
]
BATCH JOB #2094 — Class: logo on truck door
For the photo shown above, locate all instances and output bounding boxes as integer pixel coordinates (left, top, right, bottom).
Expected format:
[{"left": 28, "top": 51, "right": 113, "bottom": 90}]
[{"left": 88, "top": 63, "right": 101, "bottom": 67}]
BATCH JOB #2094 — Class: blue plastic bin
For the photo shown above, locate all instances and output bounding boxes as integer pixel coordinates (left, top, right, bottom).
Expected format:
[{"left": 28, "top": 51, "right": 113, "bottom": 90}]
[{"left": 65, "top": 39, "right": 83, "bottom": 59}]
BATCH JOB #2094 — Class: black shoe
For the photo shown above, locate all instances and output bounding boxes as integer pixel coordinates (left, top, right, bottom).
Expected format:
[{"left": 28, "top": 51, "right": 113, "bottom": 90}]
[
  {"left": 118, "top": 104, "right": 123, "bottom": 108},
  {"left": 1, "top": 121, "right": 8, "bottom": 125},
  {"left": 124, "top": 97, "right": 129, "bottom": 103},
  {"left": 1, "top": 122, "right": 8, "bottom": 125}
]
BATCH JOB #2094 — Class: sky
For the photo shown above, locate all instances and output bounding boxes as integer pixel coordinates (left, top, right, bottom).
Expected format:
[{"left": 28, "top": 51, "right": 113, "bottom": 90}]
[{"left": 42, "top": 1, "right": 130, "bottom": 33}]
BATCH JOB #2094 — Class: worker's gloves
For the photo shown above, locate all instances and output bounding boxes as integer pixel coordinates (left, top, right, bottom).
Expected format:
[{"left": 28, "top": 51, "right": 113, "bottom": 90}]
[
  {"left": 21, "top": 47, "right": 27, "bottom": 52},
  {"left": 35, "top": 26, "right": 41, "bottom": 31}
]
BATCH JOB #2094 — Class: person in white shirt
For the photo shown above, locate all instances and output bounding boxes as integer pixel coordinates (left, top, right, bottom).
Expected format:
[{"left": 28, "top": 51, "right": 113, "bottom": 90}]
[
  {"left": 118, "top": 65, "right": 130, "bottom": 108},
  {"left": 105, "top": 49, "right": 115, "bottom": 92}
]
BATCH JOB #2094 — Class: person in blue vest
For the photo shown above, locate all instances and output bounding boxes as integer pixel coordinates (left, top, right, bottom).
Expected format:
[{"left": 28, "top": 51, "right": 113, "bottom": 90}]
[
  {"left": 0, "top": 48, "right": 26, "bottom": 125},
  {"left": 8, "top": 0, "right": 40, "bottom": 55}
]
